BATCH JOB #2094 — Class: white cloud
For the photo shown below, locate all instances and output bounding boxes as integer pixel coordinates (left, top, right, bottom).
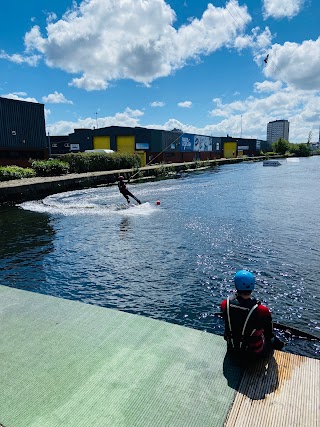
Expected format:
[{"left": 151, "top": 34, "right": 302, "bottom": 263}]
[
  {"left": 254, "top": 80, "right": 282, "bottom": 92},
  {"left": 124, "top": 107, "right": 144, "bottom": 117},
  {"left": 150, "top": 101, "right": 165, "bottom": 107},
  {"left": 208, "top": 86, "right": 320, "bottom": 142},
  {"left": 46, "top": 12, "right": 57, "bottom": 24},
  {"left": 69, "top": 76, "right": 108, "bottom": 91},
  {"left": 45, "top": 109, "right": 51, "bottom": 120},
  {"left": 234, "top": 26, "right": 273, "bottom": 53},
  {"left": 24, "top": 26, "right": 46, "bottom": 54},
  {"left": 14, "top": 0, "right": 251, "bottom": 90},
  {"left": 46, "top": 85, "right": 320, "bottom": 143},
  {"left": 263, "top": 0, "right": 305, "bottom": 20},
  {"left": 47, "top": 107, "right": 144, "bottom": 135},
  {"left": 0, "top": 50, "right": 40, "bottom": 66},
  {"left": 233, "top": 34, "right": 254, "bottom": 50},
  {"left": 1, "top": 93, "right": 38, "bottom": 103},
  {"left": 178, "top": 101, "right": 192, "bottom": 108},
  {"left": 42, "top": 91, "right": 73, "bottom": 104},
  {"left": 12, "top": 91, "right": 28, "bottom": 96},
  {"left": 263, "top": 38, "right": 320, "bottom": 90}
]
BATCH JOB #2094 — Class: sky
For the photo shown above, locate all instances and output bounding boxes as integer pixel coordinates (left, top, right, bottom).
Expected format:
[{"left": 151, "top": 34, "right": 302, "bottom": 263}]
[{"left": 0, "top": 0, "right": 319, "bottom": 143}]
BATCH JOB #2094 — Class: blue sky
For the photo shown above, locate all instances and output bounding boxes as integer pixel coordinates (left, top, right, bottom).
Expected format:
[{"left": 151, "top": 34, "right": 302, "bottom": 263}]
[{"left": 0, "top": 0, "right": 319, "bottom": 142}]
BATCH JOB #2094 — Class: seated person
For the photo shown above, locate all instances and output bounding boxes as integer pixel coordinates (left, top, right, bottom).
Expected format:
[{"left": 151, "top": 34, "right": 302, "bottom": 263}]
[{"left": 221, "top": 270, "right": 279, "bottom": 359}]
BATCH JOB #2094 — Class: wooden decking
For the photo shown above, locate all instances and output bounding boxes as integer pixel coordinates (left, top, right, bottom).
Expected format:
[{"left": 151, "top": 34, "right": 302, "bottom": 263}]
[{"left": 225, "top": 350, "right": 320, "bottom": 426}]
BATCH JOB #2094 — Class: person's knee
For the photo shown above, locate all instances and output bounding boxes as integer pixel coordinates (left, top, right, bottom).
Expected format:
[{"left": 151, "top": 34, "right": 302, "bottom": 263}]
[{"left": 271, "top": 336, "right": 285, "bottom": 350}]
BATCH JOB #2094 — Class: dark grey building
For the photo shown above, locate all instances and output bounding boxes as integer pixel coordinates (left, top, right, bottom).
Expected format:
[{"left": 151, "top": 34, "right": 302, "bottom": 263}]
[
  {"left": 220, "top": 136, "right": 268, "bottom": 157},
  {"left": 49, "top": 135, "right": 71, "bottom": 156},
  {"left": 56, "top": 126, "right": 266, "bottom": 164},
  {"left": 0, "top": 97, "right": 47, "bottom": 166},
  {"left": 267, "top": 119, "right": 289, "bottom": 144},
  {"left": 67, "top": 126, "right": 223, "bottom": 165}
]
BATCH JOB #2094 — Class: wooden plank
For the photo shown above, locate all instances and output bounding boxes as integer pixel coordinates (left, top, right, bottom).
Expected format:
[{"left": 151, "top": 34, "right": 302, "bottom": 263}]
[{"left": 225, "top": 351, "right": 320, "bottom": 427}]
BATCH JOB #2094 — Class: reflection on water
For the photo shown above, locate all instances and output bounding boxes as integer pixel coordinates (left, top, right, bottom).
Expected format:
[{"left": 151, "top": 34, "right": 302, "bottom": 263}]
[
  {"left": 0, "top": 207, "right": 55, "bottom": 292},
  {"left": 119, "top": 217, "right": 132, "bottom": 237},
  {"left": 1, "top": 157, "right": 319, "bottom": 359}
]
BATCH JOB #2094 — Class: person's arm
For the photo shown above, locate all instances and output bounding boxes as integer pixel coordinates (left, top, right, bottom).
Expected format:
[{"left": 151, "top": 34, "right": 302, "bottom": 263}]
[
  {"left": 258, "top": 305, "right": 273, "bottom": 340},
  {"left": 221, "top": 299, "right": 227, "bottom": 313}
]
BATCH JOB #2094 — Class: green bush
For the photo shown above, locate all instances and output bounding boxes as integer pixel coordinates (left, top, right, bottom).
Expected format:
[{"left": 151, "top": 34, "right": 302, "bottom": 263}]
[
  {"left": 61, "top": 152, "right": 141, "bottom": 173},
  {"left": 264, "top": 151, "right": 276, "bottom": 158},
  {"left": 0, "top": 166, "right": 36, "bottom": 181},
  {"left": 31, "top": 159, "right": 70, "bottom": 176},
  {"left": 130, "top": 168, "right": 144, "bottom": 179},
  {"left": 153, "top": 163, "right": 175, "bottom": 177},
  {"left": 289, "top": 143, "right": 312, "bottom": 157}
]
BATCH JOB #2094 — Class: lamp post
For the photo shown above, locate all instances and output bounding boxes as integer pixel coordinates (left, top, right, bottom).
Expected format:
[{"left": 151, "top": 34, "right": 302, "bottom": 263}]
[{"left": 47, "top": 131, "right": 51, "bottom": 158}]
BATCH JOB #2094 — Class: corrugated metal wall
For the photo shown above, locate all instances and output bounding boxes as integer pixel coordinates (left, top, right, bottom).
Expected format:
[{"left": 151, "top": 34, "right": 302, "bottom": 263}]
[
  {"left": 0, "top": 97, "right": 47, "bottom": 149},
  {"left": 162, "top": 131, "right": 182, "bottom": 151}
]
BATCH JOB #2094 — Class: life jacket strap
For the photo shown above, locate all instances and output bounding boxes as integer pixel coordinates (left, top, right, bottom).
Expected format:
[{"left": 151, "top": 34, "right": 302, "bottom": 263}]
[
  {"left": 226, "top": 296, "right": 258, "bottom": 349},
  {"left": 226, "top": 297, "right": 234, "bottom": 348},
  {"left": 240, "top": 303, "right": 258, "bottom": 348}
]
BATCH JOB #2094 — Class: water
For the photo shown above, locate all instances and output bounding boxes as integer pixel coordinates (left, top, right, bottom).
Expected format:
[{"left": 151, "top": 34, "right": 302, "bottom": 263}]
[{"left": 1, "top": 157, "right": 319, "bottom": 359}]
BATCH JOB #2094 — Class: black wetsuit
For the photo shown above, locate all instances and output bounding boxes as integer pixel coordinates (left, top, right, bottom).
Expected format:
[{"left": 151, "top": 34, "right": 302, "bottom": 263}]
[{"left": 118, "top": 180, "right": 141, "bottom": 204}]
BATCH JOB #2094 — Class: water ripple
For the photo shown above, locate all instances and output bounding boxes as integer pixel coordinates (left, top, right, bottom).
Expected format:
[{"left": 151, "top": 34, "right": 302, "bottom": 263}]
[{"left": 1, "top": 158, "right": 319, "bottom": 358}]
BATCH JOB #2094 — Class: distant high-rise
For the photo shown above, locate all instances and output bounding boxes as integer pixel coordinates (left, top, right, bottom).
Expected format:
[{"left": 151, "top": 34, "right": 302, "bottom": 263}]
[{"left": 267, "top": 119, "right": 289, "bottom": 144}]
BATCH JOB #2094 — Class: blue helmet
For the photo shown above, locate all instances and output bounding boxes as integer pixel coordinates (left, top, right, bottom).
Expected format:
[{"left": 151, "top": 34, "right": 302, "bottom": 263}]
[{"left": 234, "top": 270, "right": 255, "bottom": 291}]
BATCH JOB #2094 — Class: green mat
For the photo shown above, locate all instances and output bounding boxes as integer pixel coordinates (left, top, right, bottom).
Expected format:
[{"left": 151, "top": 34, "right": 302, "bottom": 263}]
[{"left": 0, "top": 286, "right": 239, "bottom": 427}]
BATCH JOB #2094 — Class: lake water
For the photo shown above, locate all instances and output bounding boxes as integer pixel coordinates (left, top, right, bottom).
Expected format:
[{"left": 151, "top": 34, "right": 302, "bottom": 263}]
[{"left": 1, "top": 157, "right": 319, "bottom": 359}]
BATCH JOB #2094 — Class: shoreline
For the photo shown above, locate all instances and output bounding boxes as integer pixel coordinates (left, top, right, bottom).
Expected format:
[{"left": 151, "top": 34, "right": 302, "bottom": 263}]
[{"left": 0, "top": 156, "right": 276, "bottom": 205}]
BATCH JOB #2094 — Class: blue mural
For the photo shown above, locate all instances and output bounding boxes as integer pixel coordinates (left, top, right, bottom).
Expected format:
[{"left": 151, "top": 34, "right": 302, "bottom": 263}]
[{"left": 180, "top": 134, "right": 213, "bottom": 152}]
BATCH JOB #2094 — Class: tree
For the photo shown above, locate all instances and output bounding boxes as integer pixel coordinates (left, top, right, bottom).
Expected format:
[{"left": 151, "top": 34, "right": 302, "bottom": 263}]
[
  {"left": 272, "top": 138, "right": 290, "bottom": 155},
  {"left": 289, "top": 143, "right": 312, "bottom": 157}
]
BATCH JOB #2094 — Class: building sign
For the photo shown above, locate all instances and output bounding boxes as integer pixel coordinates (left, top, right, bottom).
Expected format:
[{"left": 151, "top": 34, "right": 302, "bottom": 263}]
[
  {"left": 180, "top": 134, "right": 213, "bottom": 151},
  {"left": 180, "top": 135, "right": 193, "bottom": 151},
  {"left": 237, "top": 145, "right": 249, "bottom": 150},
  {"left": 256, "top": 141, "right": 261, "bottom": 150},
  {"left": 194, "top": 135, "right": 213, "bottom": 151},
  {"left": 70, "top": 144, "right": 79, "bottom": 151},
  {"left": 136, "top": 142, "right": 150, "bottom": 150}
]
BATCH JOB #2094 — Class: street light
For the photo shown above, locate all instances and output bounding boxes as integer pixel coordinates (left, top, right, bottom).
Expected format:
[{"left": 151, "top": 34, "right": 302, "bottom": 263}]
[{"left": 47, "top": 130, "right": 51, "bottom": 158}]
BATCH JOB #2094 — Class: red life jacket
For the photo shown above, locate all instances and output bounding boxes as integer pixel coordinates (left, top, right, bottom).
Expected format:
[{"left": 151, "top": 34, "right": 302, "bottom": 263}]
[{"left": 224, "top": 295, "right": 265, "bottom": 354}]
